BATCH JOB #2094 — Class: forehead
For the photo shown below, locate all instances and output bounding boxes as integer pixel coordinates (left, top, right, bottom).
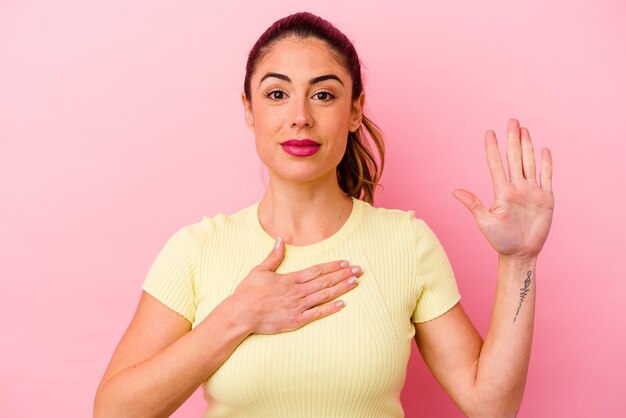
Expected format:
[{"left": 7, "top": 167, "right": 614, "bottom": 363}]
[{"left": 253, "top": 36, "right": 350, "bottom": 82}]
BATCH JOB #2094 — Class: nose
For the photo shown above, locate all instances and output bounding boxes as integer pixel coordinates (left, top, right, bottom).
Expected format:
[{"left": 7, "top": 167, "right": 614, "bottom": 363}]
[{"left": 291, "top": 97, "right": 313, "bottom": 129}]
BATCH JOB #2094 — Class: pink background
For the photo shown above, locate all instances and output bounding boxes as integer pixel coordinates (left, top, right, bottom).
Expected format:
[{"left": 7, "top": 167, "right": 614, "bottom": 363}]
[{"left": 1, "top": 1, "right": 624, "bottom": 417}]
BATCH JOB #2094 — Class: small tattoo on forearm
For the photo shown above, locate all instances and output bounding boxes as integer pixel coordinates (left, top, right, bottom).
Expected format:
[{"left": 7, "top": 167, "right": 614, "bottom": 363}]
[{"left": 514, "top": 271, "right": 532, "bottom": 322}]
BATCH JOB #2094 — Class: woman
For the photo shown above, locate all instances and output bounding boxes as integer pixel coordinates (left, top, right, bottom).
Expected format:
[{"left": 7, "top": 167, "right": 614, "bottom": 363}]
[{"left": 94, "top": 12, "right": 554, "bottom": 418}]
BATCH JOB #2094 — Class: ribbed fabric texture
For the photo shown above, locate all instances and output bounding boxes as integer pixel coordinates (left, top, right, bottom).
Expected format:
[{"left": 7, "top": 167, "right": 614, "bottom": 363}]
[{"left": 142, "top": 198, "right": 461, "bottom": 417}]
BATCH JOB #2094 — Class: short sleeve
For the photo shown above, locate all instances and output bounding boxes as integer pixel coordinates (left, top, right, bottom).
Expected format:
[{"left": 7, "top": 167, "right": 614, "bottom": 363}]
[
  {"left": 410, "top": 216, "right": 461, "bottom": 323},
  {"left": 141, "top": 222, "right": 206, "bottom": 323}
]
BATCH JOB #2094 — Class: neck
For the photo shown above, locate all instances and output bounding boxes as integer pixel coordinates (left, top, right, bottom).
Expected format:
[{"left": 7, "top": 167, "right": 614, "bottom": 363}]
[{"left": 258, "top": 174, "right": 354, "bottom": 246}]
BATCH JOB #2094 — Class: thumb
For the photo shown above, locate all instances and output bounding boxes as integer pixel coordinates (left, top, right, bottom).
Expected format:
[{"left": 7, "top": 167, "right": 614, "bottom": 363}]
[
  {"left": 257, "top": 237, "right": 285, "bottom": 271},
  {"left": 452, "top": 189, "right": 489, "bottom": 223}
]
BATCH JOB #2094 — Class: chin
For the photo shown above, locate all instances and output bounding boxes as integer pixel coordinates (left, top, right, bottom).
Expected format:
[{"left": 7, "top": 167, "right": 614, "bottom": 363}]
[{"left": 269, "top": 165, "right": 338, "bottom": 185}]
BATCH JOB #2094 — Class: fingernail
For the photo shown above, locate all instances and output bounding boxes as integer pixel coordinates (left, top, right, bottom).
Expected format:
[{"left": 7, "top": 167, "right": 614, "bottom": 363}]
[
  {"left": 335, "top": 300, "right": 345, "bottom": 308},
  {"left": 339, "top": 260, "right": 349, "bottom": 268},
  {"left": 347, "top": 276, "right": 358, "bottom": 285},
  {"left": 274, "top": 237, "right": 282, "bottom": 250},
  {"left": 350, "top": 266, "right": 361, "bottom": 275}
]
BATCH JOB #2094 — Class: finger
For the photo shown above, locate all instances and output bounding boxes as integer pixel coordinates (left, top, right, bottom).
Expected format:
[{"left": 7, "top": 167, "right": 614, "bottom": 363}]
[
  {"left": 540, "top": 147, "right": 553, "bottom": 192},
  {"left": 520, "top": 127, "right": 537, "bottom": 183},
  {"left": 302, "top": 275, "right": 358, "bottom": 307},
  {"left": 506, "top": 119, "right": 524, "bottom": 182},
  {"left": 256, "top": 237, "right": 285, "bottom": 271},
  {"left": 452, "top": 189, "right": 489, "bottom": 223},
  {"left": 485, "top": 129, "right": 507, "bottom": 188},
  {"left": 299, "top": 299, "right": 346, "bottom": 325},
  {"left": 292, "top": 260, "right": 349, "bottom": 283},
  {"left": 300, "top": 265, "right": 361, "bottom": 295}
]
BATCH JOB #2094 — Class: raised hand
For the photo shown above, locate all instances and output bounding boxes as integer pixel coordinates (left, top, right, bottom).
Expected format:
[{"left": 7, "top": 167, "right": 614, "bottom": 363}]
[
  {"left": 231, "top": 238, "right": 361, "bottom": 334},
  {"left": 452, "top": 119, "right": 554, "bottom": 259}
]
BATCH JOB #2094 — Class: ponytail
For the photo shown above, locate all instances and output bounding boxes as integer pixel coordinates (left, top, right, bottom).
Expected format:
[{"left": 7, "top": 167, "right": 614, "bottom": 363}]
[{"left": 337, "top": 115, "right": 384, "bottom": 204}]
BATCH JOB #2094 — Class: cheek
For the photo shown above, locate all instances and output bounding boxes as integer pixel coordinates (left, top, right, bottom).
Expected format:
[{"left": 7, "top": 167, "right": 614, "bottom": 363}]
[
  {"left": 252, "top": 109, "right": 279, "bottom": 161},
  {"left": 333, "top": 101, "right": 354, "bottom": 127},
  {"left": 324, "top": 106, "right": 353, "bottom": 138},
  {"left": 256, "top": 112, "right": 288, "bottom": 145}
]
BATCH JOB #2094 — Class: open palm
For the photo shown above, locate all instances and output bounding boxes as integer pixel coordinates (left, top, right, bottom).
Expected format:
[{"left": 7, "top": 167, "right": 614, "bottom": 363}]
[{"left": 453, "top": 119, "right": 554, "bottom": 259}]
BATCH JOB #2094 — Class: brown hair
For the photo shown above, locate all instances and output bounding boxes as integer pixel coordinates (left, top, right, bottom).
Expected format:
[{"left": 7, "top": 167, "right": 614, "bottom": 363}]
[{"left": 243, "top": 12, "right": 385, "bottom": 204}]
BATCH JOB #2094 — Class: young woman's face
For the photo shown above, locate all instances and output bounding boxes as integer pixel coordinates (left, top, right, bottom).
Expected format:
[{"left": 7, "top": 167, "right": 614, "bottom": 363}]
[{"left": 243, "top": 36, "right": 363, "bottom": 185}]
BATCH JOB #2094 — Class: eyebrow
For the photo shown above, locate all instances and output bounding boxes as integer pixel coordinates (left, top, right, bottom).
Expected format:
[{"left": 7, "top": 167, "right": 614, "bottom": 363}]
[{"left": 258, "top": 72, "right": 345, "bottom": 87}]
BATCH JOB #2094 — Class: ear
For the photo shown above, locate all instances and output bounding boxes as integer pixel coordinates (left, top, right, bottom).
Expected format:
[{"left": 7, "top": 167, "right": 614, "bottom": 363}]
[
  {"left": 349, "top": 92, "right": 365, "bottom": 132},
  {"left": 241, "top": 93, "right": 255, "bottom": 133}
]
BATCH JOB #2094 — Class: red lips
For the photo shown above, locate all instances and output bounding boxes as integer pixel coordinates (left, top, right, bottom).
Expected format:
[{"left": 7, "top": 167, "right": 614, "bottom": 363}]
[
  {"left": 281, "top": 139, "right": 320, "bottom": 146},
  {"left": 280, "top": 139, "right": 321, "bottom": 157}
]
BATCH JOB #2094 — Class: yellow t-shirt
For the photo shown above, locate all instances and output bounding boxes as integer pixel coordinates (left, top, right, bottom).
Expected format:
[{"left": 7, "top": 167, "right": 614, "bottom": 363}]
[{"left": 142, "top": 197, "right": 461, "bottom": 417}]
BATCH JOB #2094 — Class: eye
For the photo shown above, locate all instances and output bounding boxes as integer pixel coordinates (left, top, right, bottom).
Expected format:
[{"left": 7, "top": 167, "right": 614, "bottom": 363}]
[
  {"left": 266, "top": 89, "right": 287, "bottom": 101},
  {"left": 313, "top": 91, "right": 335, "bottom": 101}
]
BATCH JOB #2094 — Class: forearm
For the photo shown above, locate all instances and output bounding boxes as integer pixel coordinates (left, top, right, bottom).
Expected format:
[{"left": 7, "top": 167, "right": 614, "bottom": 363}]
[
  {"left": 94, "top": 296, "right": 251, "bottom": 418},
  {"left": 471, "top": 255, "right": 536, "bottom": 417}
]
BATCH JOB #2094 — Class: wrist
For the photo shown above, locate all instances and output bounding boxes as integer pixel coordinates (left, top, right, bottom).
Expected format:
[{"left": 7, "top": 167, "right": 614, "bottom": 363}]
[
  {"left": 498, "top": 253, "right": 538, "bottom": 265},
  {"left": 218, "top": 294, "right": 258, "bottom": 336},
  {"left": 497, "top": 255, "right": 537, "bottom": 284}
]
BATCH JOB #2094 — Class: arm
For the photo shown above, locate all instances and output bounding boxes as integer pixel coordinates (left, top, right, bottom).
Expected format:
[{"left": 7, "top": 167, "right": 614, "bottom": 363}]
[
  {"left": 94, "top": 238, "right": 361, "bottom": 417},
  {"left": 415, "top": 256, "right": 536, "bottom": 417},
  {"left": 414, "top": 119, "right": 553, "bottom": 417},
  {"left": 94, "top": 291, "right": 251, "bottom": 418}
]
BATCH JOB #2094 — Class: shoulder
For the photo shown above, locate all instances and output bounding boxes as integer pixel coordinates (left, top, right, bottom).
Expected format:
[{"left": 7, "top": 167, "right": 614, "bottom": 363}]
[
  {"left": 166, "top": 201, "right": 258, "bottom": 251},
  {"left": 357, "top": 200, "right": 445, "bottom": 255},
  {"left": 359, "top": 200, "right": 429, "bottom": 234}
]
